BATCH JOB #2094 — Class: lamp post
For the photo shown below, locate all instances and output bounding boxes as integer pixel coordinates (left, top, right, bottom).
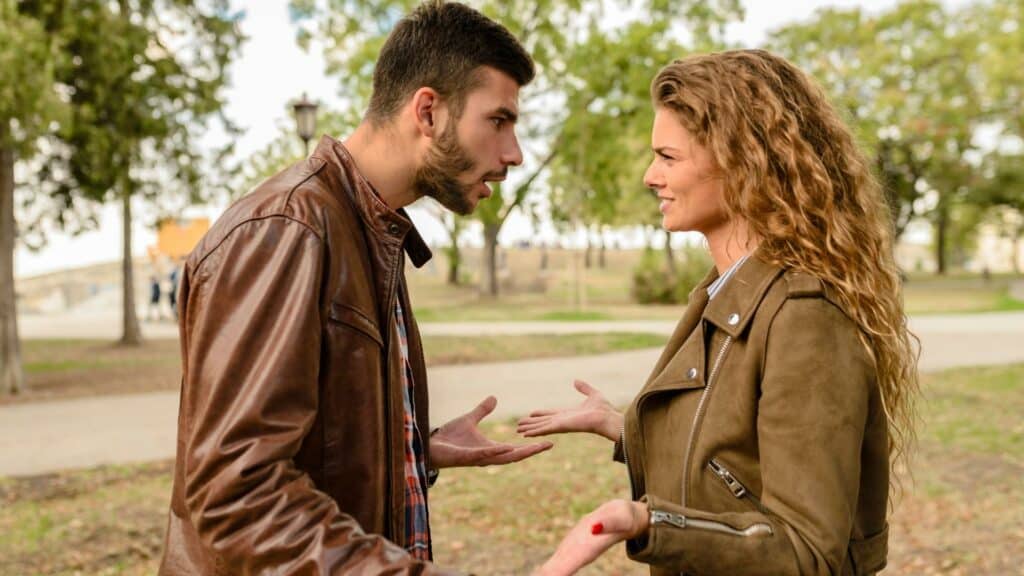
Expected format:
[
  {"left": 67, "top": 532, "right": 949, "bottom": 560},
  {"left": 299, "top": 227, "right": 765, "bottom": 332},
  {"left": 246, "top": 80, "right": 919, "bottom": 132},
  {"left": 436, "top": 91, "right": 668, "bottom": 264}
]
[{"left": 293, "top": 92, "right": 319, "bottom": 156}]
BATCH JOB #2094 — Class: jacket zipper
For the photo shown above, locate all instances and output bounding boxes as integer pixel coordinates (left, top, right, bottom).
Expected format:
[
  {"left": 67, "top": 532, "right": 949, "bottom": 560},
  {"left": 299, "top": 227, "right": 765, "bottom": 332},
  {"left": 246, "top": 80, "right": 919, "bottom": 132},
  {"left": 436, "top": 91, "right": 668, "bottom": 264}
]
[
  {"left": 650, "top": 510, "right": 773, "bottom": 536},
  {"left": 708, "top": 458, "right": 765, "bottom": 512},
  {"left": 681, "top": 334, "right": 733, "bottom": 508},
  {"left": 621, "top": 426, "right": 638, "bottom": 500}
]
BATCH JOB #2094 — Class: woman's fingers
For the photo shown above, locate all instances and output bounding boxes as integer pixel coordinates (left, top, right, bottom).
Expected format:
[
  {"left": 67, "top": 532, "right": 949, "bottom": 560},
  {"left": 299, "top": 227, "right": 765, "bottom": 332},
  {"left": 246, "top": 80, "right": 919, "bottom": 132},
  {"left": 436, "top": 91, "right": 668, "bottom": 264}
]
[{"left": 574, "top": 379, "right": 598, "bottom": 396}]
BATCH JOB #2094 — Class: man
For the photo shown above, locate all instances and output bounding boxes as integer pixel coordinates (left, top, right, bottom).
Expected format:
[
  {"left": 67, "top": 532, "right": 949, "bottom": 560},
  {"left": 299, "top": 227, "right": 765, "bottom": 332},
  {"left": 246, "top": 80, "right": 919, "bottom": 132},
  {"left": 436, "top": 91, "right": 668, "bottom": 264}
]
[{"left": 159, "top": 2, "right": 551, "bottom": 573}]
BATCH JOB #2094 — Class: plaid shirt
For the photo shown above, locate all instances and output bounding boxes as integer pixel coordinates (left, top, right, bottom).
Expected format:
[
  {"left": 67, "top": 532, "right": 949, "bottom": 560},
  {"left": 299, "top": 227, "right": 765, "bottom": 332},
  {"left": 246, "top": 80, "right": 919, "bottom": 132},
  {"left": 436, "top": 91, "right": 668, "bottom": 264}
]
[{"left": 395, "top": 297, "right": 432, "bottom": 560}]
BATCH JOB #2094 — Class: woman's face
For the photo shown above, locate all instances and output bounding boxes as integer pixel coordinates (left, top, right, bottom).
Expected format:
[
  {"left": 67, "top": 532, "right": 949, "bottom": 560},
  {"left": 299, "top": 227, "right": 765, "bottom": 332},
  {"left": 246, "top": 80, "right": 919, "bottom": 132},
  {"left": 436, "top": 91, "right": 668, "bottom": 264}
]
[{"left": 643, "top": 108, "right": 728, "bottom": 236}]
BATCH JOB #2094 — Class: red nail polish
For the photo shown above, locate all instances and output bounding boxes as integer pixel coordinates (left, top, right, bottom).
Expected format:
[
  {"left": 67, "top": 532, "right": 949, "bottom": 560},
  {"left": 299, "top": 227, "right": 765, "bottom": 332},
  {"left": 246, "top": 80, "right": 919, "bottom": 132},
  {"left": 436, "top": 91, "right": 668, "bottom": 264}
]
[{"left": 591, "top": 522, "right": 604, "bottom": 535}]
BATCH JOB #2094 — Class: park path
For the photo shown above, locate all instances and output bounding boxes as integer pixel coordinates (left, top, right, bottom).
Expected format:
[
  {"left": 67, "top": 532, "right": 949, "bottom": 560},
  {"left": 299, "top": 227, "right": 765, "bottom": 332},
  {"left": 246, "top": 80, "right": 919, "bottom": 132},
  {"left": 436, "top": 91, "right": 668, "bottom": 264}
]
[{"left": 2, "top": 312, "right": 1023, "bottom": 477}]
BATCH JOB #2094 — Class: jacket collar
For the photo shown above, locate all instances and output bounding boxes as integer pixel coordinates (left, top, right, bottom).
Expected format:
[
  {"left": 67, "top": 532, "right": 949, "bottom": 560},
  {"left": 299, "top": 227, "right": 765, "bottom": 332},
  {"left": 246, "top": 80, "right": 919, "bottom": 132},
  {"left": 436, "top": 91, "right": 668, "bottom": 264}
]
[
  {"left": 312, "top": 135, "right": 433, "bottom": 268},
  {"left": 702, "top": 247, "right": 784, "bottom": 338}
]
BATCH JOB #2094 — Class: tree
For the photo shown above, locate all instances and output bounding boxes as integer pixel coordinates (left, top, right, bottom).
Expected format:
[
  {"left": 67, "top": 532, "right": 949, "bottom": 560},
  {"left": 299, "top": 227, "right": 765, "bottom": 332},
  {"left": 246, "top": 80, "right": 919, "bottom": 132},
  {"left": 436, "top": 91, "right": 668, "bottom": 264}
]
[
  {"left": 289, "top": 0, "right": 741, "bottom": 296},
  {"left": 0, "top": 0, "right": 66, "bottom": 395},
  {"left": 769, "top": 0, "right": 987, "bottom": 273},
  {"left": 32, "top": 0, "right": 242, "bottom": 345}
]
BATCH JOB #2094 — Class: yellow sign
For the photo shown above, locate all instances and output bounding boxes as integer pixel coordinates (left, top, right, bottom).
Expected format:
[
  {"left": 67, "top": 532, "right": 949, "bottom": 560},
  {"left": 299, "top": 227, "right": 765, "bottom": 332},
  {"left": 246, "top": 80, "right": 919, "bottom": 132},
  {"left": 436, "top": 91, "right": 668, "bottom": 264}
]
[{"left": 154, "top": 218, "right": 209, "bottom": 260}]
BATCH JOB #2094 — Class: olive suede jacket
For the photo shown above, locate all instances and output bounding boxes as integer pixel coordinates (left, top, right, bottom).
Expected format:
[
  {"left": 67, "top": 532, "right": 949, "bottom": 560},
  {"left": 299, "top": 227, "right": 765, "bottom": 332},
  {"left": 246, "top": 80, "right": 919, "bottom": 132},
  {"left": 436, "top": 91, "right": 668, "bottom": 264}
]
[{"left": 617, "top": 253, "right": 890, "bottom": 576}]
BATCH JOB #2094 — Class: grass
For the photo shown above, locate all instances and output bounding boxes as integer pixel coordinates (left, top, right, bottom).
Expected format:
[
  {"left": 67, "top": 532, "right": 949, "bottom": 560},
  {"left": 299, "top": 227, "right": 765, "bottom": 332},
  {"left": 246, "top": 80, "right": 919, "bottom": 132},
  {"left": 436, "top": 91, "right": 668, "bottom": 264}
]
[
  {"left": 2, "top": 363, "right": 1022, "bottom": 574},
  {"left": 425, "top": 333, "right": 665, "bottom": 366},
  {"left": 4, "top": 333, "right": 666, "bottom": 404},
  {"left": 405, "top": 249, "right": 1024, "bottom": 320},
  {"left": 902, "top": 275, "right": 1024, "bottom": 315}
]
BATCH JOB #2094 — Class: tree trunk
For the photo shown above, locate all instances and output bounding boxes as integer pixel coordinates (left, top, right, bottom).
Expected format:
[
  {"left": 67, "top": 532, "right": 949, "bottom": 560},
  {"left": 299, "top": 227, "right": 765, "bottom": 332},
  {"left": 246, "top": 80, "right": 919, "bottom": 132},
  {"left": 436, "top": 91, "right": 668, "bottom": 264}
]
[
  {"left": 584, "top": 227, "right": 593, "bottom": 269},
  {"left": 444, "top": 216, "right": 462, "bottom": 285},
  {"left": 446, "top": 249, "right": 460, "bottom": 285},
  {"left": 539, "top": 242, "right": 548, "bottom": 271},
  {"left": 120, "top": 185, "right": 143, "bottom": 346},
  {"left": 935, "top": 201, "right": 949, "bottom": 275},
  {"left": 663, "top": 228, "right": 677, "bottom": 275},
  {"left": 598, "top": 227, "right": 607, "bottom": 269},
  {"left": 482, "top": 222, "right": 500, "bottom": 297},
  {"left": 573, "top": 232, "right": 587, "bottom": 311},
  {"left": 0, "top": 138, "right": 24, "bottom": 395},
  {"left": 1013, "top": 224, "right": 1023, "bottom": 275}
]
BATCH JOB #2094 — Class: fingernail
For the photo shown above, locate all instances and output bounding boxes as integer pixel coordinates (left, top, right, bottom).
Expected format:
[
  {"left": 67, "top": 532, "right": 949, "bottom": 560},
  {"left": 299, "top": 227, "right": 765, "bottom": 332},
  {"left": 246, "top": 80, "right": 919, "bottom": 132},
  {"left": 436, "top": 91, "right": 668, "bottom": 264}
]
[{"left": 591, "top": 522, "right": 604, "bottom": 535}]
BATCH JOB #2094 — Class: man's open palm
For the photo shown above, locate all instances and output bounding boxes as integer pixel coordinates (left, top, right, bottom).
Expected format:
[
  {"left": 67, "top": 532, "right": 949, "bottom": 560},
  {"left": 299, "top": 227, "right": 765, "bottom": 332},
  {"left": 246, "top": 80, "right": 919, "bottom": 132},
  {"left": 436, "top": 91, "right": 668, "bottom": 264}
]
[{"left": 430, "top": 396, "right": 553, "bottom": 468}]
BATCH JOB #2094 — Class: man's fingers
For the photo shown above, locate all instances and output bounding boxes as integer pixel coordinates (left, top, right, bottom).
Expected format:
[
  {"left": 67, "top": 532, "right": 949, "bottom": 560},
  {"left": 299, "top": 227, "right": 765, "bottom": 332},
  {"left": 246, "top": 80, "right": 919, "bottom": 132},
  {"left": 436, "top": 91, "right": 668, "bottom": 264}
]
[
  {"left": 455, "top": 444, "right": 515, "bottom": 465},
  {"left": 528, "top": 409, "right": 558, "bottom": 417},
  {"left": 485, "top": 441, "right": 553, "bottom": 464},
  {"left": 469, "top": 395, "right": 498, "bottom": 423}
]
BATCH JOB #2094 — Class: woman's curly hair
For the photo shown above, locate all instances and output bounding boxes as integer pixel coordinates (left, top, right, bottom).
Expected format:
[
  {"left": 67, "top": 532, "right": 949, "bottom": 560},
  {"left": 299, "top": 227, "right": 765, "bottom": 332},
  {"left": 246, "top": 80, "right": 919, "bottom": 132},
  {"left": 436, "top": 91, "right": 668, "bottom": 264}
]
[{"left": 652, "top": 49, "right": 920, "bottom": 477}]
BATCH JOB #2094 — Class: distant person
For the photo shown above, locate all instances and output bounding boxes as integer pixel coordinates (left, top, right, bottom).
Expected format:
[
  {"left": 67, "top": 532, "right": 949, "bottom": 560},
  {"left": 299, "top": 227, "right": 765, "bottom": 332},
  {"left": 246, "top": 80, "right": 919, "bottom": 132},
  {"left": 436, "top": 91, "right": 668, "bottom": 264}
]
[
  {"left": 159, "top": 2, "right": 551, "bottom": 574},
  {"left": 147, "top": 275, "right": 162, "bottom": 321},
  {"left": 167, "top": 265, "right": 179, "bottom": 319},
  {"left": 522, "top": 50, "right": 919, "bottom": 575}
]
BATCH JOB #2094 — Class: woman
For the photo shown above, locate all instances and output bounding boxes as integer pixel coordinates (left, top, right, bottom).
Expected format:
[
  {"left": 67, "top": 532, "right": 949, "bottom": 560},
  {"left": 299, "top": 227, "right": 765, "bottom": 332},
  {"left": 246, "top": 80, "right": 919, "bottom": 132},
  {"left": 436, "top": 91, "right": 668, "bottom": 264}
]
[{"left": 518, "top": 49, "right": 918, "bottom": 576}]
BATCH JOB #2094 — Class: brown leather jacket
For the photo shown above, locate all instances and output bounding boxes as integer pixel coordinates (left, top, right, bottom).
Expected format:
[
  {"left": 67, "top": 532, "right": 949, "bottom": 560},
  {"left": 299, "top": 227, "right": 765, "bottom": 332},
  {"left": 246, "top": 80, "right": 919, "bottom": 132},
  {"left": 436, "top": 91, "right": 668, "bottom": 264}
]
[
  {"left": 617, "top": 254, "right": 890, "bottom": 576},
  {"left": 159, "top": 136, "right": 455, "bottom": 575}
]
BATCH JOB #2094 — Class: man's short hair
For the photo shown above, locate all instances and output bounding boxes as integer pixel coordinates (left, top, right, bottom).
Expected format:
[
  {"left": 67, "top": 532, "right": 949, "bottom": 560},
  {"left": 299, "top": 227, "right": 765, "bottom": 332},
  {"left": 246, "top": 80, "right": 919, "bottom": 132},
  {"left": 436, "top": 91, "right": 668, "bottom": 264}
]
[{"left": 367, "top": 1, "right": 535, "bottom": 123}]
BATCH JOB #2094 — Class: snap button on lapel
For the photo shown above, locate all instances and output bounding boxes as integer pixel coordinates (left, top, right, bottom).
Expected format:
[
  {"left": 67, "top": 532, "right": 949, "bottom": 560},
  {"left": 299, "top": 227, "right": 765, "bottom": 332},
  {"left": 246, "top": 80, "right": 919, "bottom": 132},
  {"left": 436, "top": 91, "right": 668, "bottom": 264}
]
[
  {"left": 687, "top": 367, "right": 698, "bottom": 379},
  {"left": 728, "top": 313, "right": 740, "bottom": 326},
  {"left": 388, "top": 223, "right": 401, "bottom": 235}
]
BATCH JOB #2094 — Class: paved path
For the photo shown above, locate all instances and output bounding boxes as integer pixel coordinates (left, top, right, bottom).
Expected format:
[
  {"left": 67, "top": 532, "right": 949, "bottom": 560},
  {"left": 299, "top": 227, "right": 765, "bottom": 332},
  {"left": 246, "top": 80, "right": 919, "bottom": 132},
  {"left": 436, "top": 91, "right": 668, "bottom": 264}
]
[{"left": 3, "top": 312, "right": 1023, "bottom": 477}]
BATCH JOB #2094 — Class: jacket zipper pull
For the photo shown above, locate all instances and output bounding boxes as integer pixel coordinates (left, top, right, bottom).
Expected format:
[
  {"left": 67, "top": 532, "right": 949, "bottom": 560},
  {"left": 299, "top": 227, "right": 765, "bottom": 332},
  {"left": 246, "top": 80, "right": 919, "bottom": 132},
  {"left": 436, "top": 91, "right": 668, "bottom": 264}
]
[{"left": 709, "top": 459, "right": 747, "bottom": 498}]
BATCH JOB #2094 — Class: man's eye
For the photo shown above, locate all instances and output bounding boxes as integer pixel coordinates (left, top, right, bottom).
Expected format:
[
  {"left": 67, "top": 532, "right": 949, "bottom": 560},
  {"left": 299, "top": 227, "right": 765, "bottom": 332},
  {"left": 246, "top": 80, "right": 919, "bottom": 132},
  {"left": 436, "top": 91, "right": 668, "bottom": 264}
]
[{"left": 492, "top": 118, "right": 505, "bottom": 128}]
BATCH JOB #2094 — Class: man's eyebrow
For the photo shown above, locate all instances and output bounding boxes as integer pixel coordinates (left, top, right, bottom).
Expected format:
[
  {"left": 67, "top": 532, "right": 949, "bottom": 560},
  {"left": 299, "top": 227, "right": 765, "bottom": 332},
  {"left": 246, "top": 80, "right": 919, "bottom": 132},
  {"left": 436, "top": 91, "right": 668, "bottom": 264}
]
[
  {"left": 492, "top": 106, "right": 518, "bottom": 123},
  {"left": 653, "top": 146, "right": 680, "bottom": 155}
]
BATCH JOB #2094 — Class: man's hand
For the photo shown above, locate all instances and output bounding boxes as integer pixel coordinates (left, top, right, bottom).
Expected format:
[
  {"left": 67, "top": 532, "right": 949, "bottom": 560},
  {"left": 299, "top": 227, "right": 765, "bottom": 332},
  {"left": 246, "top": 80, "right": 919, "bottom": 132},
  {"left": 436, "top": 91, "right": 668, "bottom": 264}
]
[
  {"left": 533, "top": 499, "right": 649, "bottom": 576},
  {"left": 516, "top": 380, "right": 623, "bottom": 441},
  {"left": 430, "top": 396, "right": 553, "bottom": 469}
]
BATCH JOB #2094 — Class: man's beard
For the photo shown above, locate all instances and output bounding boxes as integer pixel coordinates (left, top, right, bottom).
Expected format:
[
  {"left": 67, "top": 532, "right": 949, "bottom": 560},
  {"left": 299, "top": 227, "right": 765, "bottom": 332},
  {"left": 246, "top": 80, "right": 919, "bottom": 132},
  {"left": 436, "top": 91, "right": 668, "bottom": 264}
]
[{"left": 412, "top": 121, "right": 481, "bottom": 216}]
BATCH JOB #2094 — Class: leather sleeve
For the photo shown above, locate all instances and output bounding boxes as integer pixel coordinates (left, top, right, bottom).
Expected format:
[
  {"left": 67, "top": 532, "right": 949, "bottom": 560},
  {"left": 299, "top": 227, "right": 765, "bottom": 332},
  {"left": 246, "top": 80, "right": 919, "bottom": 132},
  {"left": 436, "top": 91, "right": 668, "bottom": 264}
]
[
  {"left": 629, "top": 296, "right": 875, "bottom": 575},
  {"left": 179, "top": 216, "right": 454, "bottom": 575}
]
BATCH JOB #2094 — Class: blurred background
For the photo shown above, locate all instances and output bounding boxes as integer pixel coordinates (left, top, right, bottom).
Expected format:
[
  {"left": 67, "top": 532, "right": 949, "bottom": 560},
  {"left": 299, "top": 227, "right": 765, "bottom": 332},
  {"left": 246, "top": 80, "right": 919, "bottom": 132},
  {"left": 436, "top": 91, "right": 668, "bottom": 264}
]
[{"left": 1, "top": 0, "right": 1021, "bottom": 574}]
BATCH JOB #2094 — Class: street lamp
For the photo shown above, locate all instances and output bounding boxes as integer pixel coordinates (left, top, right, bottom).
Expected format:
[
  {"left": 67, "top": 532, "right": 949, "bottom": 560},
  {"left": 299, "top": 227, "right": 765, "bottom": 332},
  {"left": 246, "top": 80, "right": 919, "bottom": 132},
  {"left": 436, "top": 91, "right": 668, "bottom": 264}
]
[{"left": 293, "top": 92, "right": 319, "bottom": 156}]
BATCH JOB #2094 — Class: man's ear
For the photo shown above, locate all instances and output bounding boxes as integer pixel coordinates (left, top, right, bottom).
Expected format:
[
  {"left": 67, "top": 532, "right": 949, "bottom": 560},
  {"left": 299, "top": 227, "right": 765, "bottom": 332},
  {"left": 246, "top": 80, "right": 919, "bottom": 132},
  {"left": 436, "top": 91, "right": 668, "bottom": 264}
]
[{"left": 411, "top": 87, "right": 444, "bottom": 139}]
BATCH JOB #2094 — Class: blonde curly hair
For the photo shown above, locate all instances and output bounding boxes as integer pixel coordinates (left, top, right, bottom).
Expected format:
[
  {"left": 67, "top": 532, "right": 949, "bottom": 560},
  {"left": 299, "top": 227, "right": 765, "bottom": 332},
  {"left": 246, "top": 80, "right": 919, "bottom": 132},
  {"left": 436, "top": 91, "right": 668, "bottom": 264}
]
[{"left": 652, "top": 49, "right": 920, "bottom": 475}]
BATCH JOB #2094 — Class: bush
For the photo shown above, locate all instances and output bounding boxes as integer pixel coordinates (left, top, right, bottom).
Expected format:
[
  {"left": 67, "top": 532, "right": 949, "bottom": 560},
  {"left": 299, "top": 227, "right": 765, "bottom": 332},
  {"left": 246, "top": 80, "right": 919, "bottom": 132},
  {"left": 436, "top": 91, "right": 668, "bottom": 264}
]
[{"left": 631, "top": 245, "right": 713, "bottom": 304}]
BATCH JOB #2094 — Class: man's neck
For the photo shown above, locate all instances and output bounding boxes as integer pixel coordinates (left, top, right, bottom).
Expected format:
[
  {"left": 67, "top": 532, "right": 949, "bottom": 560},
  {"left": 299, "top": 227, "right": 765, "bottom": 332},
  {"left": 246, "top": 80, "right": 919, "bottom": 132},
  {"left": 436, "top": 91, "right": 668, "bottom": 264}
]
[{"left": 343, "top": 121, "right": 419, "bottom": 211}]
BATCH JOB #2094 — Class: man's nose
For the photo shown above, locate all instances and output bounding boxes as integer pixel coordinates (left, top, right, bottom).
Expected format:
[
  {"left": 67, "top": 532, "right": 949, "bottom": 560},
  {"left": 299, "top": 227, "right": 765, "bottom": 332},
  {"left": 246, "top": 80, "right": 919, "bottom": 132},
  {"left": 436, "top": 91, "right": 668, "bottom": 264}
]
[{"left": 503, "top": 134, "right": 524, "bottom": 167}]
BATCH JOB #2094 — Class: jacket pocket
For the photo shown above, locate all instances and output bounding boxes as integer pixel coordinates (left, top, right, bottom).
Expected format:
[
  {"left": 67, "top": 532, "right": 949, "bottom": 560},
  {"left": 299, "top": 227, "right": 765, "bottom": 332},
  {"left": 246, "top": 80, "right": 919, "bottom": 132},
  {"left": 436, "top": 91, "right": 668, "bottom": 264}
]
[
  {"left": 328, "top": 301, "right": 383, "bottom": 347},
  {"left": 706, "top": 458, "right": 766, "bottom": 513}
]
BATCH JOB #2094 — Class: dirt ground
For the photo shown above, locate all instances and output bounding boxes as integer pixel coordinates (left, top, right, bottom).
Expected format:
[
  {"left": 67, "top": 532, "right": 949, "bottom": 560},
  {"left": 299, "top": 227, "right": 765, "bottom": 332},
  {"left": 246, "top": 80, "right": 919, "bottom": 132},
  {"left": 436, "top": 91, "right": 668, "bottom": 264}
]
[{"left": 1, "top": 434, "right": 1020, "bottom": 575}]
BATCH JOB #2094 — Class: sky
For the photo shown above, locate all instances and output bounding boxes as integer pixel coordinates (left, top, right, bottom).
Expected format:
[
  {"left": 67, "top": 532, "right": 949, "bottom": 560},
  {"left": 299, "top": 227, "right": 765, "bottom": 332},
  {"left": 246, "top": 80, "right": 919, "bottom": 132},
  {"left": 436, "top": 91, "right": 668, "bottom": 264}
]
[{"left": 14, "top": 0, "right": 950, "bottom": 279}]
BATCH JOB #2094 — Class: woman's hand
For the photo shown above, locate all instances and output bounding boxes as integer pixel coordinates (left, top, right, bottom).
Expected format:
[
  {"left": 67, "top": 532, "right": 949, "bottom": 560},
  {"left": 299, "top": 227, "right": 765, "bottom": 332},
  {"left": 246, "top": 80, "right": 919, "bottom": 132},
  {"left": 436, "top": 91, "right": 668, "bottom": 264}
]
[
  {"left": 516, "top": 380, "right": 623, "bottom": 442},
  {"left": 533, "top": 499, "right": 649, "bottom": 576}
]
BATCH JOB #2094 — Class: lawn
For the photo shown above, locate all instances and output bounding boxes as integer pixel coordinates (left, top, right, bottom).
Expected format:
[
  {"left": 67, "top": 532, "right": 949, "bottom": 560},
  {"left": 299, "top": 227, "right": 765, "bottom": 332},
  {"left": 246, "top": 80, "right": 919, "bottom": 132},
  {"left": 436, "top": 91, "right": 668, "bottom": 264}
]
[
  {"left": 405, "top": 248, "right": 1024, "bottom": 321},
  {"left": 2, "top": 333, "right": 667, "bottom": 404},
  {"left": 2, "top": 363, "right": 1021, "bottom": 575}
]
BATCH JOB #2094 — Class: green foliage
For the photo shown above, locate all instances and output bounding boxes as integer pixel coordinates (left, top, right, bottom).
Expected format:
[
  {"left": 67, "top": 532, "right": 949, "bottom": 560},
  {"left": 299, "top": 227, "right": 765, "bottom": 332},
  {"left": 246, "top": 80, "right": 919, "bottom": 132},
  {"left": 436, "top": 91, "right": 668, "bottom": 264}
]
[
  {"left": 287, "top": 0, "right": 743, "bottom": 232},
  {"left": 24, "top": 0, "right": 244, "bottom": 224},
  {"left": 631, "top": 244, "right": 711, "bottom": 304},
  {"left": 0, "top": 0, "right": 66, "bottom": 155}
]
